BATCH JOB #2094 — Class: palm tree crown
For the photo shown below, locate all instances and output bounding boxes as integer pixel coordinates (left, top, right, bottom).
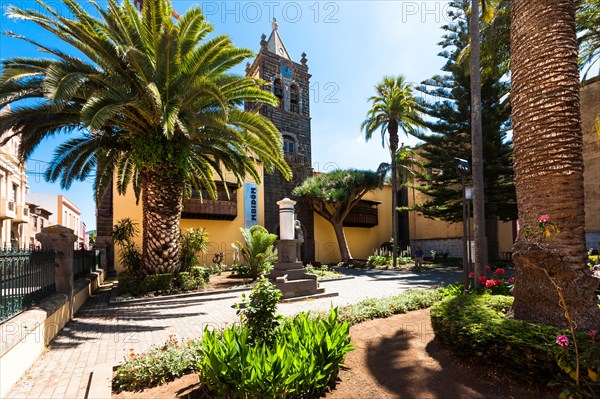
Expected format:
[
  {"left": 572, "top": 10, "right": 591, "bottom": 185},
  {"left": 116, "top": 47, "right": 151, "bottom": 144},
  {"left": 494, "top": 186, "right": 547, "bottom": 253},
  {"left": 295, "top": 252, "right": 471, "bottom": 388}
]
[
  {"left": 361, "top": 76, "right": 421, "bottom": 149},
  {"left": 0, "top": 0, "right": 291, "bottom": 273}
]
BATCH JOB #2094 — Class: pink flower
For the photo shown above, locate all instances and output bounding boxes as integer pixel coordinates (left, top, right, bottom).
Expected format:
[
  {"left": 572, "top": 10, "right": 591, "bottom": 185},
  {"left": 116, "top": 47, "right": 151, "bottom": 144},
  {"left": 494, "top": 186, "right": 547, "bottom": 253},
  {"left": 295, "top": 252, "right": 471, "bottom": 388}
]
[
  {"left": 539, "top": 215, "right": 550, "bottom": 223},
  {"left": 495, "top": 268, "right": 505, "bottom": 276},
  {"left": 556, "top": 335, "right": 570, "bottom": 347},
  {"left": 485, "top": 265, "right": 491, "bottom": 272},
  {"left": 508, "top": 277, "right": 515, "bottom": 284},
  {"left": 485, "top": 280, "right": 495, "bottom": 288},
  {"left": 469, "top": 272, "right": 475, "bottom": 278},
  {"left": 588, "top": 329, "right": 599, "bottom": 340},
  {"left": 478, "top": 275, "right": 487, "bottom": 284}
]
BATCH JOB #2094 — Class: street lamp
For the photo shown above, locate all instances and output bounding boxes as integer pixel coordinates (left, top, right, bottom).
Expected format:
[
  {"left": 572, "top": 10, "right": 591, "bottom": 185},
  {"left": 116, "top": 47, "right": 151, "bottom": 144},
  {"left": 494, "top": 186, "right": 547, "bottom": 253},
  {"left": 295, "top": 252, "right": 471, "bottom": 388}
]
[{"left": 455, "top": 157, "right": 471, "bottom": 288}]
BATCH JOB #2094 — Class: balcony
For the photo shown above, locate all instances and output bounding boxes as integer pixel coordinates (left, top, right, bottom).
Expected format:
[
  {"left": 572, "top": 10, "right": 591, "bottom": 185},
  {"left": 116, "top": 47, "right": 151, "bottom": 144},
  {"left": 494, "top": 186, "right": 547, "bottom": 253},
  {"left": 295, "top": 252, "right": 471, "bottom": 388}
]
[
  {"left": 284, "top": 154, "right": 307, "bottom": 165},
  {"left": 15, "top": 205, "right": 29, "bottom": 223},
  {"left": 0, "top": 199, "right": 16, "bottom": 220},
  {"left": 181, "top": 199, "right": 238, "bottom": 220},
  {"left": 343, "top": 201, "right": 379, "bottom": 228}
]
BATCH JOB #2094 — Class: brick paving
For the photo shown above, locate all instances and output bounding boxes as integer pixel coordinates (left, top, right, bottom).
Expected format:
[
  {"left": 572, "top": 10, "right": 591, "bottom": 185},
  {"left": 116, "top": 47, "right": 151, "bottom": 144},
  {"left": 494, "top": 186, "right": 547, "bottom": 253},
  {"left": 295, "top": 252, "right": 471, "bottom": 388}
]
[{"left": 7, "top": 267, "right": 461, "bottom": 399}]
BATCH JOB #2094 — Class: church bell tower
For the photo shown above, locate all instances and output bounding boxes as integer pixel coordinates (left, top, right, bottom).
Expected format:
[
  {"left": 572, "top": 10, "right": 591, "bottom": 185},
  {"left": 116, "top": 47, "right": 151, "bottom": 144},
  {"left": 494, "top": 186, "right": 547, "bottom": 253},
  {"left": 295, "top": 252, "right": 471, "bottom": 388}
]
[{"left": 245, "top": 19, "right": 314, "bottom": 262}]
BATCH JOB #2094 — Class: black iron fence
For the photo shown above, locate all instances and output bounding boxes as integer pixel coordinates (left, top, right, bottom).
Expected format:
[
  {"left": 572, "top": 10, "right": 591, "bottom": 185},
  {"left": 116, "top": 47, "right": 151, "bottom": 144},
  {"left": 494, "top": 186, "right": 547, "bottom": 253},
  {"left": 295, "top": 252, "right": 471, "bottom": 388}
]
[
  {"left": 0, "top": 250, "right": 56, "bottom": 323},
  {"left": 73, "top": 250, "right": 100, "bottom": 280}
]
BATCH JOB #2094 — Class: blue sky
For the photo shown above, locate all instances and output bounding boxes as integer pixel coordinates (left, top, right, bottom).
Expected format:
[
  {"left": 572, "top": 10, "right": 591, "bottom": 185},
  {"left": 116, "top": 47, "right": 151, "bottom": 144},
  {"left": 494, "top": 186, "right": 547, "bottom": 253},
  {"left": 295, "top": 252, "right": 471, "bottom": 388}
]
[{"left": 0, "top": 0, "right": 453, "bottom": 230}]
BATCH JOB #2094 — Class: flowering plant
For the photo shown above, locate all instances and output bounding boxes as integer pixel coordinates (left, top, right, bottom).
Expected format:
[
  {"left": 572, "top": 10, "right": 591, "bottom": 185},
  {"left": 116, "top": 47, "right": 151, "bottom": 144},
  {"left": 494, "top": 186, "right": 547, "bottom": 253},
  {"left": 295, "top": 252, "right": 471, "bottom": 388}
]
[
  {"left": 520, "top": 214, "right": 560, "bottom": 239},
  {"left": 468, "top": 266, "right": 514, "bottom": 295}
]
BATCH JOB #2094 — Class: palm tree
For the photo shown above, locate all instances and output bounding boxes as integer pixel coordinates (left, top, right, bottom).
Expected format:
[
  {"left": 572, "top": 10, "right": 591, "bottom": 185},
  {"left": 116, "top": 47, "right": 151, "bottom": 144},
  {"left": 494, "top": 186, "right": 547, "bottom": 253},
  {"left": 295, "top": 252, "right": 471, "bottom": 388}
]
[
  {"left": 0, "top": 0, "right": 291, "bottom": 275},
  {"left": 377, "top": 145, "right": 424, "bottom": 249},
  {"left": 362, "top": 76, "right": 422, "bottom": 268},
  {"left": 510, "top": 0, "right": 600, "bottom": 329}
]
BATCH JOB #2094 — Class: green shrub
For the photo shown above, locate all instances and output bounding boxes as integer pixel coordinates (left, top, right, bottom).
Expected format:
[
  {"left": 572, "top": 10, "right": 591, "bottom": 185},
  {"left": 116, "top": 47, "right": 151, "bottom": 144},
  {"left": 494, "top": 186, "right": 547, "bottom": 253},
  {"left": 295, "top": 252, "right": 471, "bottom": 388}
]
[
  {"left": 430, "top": 294, "right": 566, "bottom": 384},
  {"left": 117, "top": 271, "right": 141, "bottom": 296},
  {"left": 231, "top": 263, "right": 252, "bottom": 278},
  {"left": 142, "top": 273, "right": 176, "bottom": 294},
  {"left": 111, "top": 218, "right": 142, "bottom": 276},
  {"left": 180, "top": 228, "right": 209, "bottom": 272},
  {"left": 236, "top": 278, "right": 282, "bottom": 345},
  {"left": 176, "top": 272, "right": 198, "bottom": 291},
  {"left": 190, "top": 266, "right": 210, "bottom": 286},
  {"left": 336, "top": 288, "right": 445, "bottom": 325},
  {"left": 232, "top": 225, "right": 278, "bottom": 280},
  {"left": 112, "top": 335, "right": 203, "bottom": 392},
  {"left": 305, "top": 264, "right": 341, "bottom": 279},
  {"left": 198, "top": 308, "right": 353, "bottom": 399},
  {"left": 366, "top": 255, "right": 412, "bottom": 268}
]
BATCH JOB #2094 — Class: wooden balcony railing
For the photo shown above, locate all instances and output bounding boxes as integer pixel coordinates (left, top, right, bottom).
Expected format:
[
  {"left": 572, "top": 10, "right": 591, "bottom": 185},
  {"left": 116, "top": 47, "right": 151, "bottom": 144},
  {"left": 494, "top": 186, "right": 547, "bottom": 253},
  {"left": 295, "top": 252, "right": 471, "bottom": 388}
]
[
  {"left": 284, "top": 154, "right": 307, "bottom": 165},
  {"left": 343, "top": 206, "right": 378, "bottom": 228},
  {"left": 181, "top": 199, "right": 237, "bottom": 221}
]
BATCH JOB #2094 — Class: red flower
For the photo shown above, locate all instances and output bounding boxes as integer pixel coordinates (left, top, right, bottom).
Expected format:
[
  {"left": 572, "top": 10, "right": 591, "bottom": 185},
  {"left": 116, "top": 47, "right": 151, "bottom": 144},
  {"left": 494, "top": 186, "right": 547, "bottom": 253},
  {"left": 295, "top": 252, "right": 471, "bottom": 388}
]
[
  {"left": 539, "top": 214, "right": 550, "bottom": 223},
  {"left": 478, "top": 276, "right": 487, "bottom": 284},
  {"left": 495, "top": 268, "right": 505, "bottom": 276},
  {"left": 494, "top": 279, "right": 502, "bottom": 286},
  {"left": 485, "top": 265, "right": 491, "bottom": 272},
  {"left": 508, "top": 277, "right": 515, "bottom": 284},
  {"left": 469, "top": 272, "right": 475, "bottom": 278},
  {"left": 485, "top": 280, "right": 495, "bottom": 288}
]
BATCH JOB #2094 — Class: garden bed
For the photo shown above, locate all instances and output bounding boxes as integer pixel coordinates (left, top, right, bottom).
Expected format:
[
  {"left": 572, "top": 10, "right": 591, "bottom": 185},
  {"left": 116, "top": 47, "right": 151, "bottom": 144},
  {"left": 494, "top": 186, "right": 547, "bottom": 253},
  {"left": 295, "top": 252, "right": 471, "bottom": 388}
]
[{"left": 112, "top": 308, "right": 556, "bottom": 399}]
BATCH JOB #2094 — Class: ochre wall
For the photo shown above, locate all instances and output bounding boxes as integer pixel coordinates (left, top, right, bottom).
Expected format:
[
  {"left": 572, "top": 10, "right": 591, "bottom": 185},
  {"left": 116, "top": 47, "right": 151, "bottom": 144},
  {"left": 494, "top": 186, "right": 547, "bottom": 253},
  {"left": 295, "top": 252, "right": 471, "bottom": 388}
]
[
  {"left": 314, "top": 186, "right": 393, "bottom": 264},
  {"left": 112, "top": 173, "right": 264, "bottom": 272},
  {"left": 407, "top": 184, "right": 463, "bottom": 240}
]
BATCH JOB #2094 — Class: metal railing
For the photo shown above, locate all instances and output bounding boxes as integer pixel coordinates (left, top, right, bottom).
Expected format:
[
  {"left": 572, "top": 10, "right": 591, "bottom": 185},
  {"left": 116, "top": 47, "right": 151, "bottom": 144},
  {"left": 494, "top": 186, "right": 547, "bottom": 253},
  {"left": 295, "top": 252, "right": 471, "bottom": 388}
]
[
  {"left": 0, "top": 250, "right": 56, "bottom": 323},
  {"left": 73, "top": 250, "right": 99, "bottom": 280}
]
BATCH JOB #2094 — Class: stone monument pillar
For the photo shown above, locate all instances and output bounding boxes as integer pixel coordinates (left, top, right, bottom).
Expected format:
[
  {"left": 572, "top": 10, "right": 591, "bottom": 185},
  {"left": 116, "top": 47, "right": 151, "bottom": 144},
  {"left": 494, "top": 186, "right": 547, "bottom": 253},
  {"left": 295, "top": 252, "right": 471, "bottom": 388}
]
[
  {"left": 269, "top": 198, "right": 326, "bottom": 299},
  {"left": 36, "top": 226, "right": 78, "bottom": 318}
]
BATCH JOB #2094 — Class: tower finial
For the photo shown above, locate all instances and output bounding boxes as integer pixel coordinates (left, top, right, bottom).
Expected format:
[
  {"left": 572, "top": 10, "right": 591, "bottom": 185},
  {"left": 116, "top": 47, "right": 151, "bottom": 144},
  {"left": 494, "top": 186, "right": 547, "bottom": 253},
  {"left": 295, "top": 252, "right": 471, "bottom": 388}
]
[{"left": 272, "top": 17, "right": 278, "bottom": 31}]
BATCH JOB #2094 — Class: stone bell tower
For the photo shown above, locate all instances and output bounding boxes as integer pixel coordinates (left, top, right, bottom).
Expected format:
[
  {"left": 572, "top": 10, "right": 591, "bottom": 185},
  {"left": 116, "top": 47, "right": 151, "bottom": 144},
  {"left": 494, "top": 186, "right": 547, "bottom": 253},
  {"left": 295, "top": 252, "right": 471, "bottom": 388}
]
[{"left": 245, "top": 18, "right": 315, "bottom": 262}]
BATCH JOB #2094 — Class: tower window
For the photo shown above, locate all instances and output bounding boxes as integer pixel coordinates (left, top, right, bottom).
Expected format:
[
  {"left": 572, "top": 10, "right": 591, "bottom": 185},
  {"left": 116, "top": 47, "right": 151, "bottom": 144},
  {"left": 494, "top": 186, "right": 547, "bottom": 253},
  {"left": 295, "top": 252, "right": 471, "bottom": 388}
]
[
  {"left": 273, "top": 79, "right": 284, "bottom": 109},
  {"left": 290, "top": 85, "right": 300, "bottom": 113},
  {"left": 283, "top": 136, "right": 295, "bottom": 155}
]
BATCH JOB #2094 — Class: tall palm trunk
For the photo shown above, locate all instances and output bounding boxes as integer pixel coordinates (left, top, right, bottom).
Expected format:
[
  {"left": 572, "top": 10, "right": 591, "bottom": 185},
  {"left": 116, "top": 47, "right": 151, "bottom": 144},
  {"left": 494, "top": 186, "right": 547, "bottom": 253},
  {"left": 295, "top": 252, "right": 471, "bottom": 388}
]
[
  {"left": 332, "top": 220, "right": 352, "bottom": 263},
  {"left": 511, "top": 0, "right": 600, "bottom": 329},
  {"left": 389, "top": 120, "right": 399, "bottom": 268},
  {"left": 470, "top": 0, "right": 488, "bottom": 287},
  {"left": 140, "top": 167, "right": 185, "bottom": 275}
]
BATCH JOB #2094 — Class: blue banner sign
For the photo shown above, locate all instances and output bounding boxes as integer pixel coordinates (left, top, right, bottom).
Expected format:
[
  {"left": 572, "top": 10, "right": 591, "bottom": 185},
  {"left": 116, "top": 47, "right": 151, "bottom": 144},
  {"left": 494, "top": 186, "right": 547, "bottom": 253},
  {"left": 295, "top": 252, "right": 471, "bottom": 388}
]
[{"left": 244, "top": 183, "right": 259, "bottom": 228}]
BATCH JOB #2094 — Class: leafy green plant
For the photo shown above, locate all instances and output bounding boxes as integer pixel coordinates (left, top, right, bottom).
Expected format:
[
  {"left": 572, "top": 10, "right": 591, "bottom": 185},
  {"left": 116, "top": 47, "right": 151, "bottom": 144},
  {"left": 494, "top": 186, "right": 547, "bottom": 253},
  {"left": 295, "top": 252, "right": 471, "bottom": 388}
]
[
  {"left": 232, "top": 225, "right": 278, "bottom": 280},
  {"left": 190, "top": 266, "right": 210, "bottom": 286},
  {"left": 554, "top": 330, "right": 600, "bottom": 398},
  {"left": 335, "top": 288, "right": 445, "bottom": 325},
  {"left": 198, "top": 308, "right": 353, "bottom": 399},
  {"left": 230, "top": 263, "right": 252, "bottom": 278},
  {"left": 430, "top": 294, "right": 569, "bottom": 385},
  {"left": 305, "top": 264, "right": 341, "bottom": 279},
  {"left": 236, "top": 278, "right": 282, "bottom": 345},
  {"left": 112, "top": 335, "right": 203, "bottom": 392},
  {"left": 180, "top": 228, "right": 209, "bottom": 272},
  {"left": 142, "top": 273, "right": 176, "bottom": 294},
  {"left": 112, "top": 218, "right": 142, "bottom": 276}
]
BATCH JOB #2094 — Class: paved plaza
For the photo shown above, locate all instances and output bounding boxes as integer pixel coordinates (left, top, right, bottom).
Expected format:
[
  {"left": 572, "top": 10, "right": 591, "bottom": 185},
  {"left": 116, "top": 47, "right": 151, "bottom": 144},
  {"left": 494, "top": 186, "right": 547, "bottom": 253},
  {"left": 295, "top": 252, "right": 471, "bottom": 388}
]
[{"left": 7, "top": 267, "right": 461, "bottom": 399}]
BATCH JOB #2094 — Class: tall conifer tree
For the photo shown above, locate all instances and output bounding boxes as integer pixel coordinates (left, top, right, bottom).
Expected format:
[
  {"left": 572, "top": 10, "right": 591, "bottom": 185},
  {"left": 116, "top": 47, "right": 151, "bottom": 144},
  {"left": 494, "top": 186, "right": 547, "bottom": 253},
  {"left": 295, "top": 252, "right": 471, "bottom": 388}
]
[{"left": 413, "top": 0, "right": 515, "bottom": 259}]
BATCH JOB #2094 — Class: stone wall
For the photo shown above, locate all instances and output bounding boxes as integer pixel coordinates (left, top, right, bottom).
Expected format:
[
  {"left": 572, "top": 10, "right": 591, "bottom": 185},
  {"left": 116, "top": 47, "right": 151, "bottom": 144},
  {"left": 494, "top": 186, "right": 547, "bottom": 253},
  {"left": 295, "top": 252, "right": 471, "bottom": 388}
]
[{"left": 410, "top": 238, "right": 464, "bottom": 258}]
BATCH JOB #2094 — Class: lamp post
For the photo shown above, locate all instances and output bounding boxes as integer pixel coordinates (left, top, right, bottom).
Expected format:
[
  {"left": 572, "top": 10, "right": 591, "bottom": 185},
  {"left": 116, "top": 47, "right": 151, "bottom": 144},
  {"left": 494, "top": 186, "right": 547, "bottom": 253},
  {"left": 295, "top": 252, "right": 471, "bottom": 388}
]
[{"left": 455, "top": 157, "right": 471, "bottom": 289}]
